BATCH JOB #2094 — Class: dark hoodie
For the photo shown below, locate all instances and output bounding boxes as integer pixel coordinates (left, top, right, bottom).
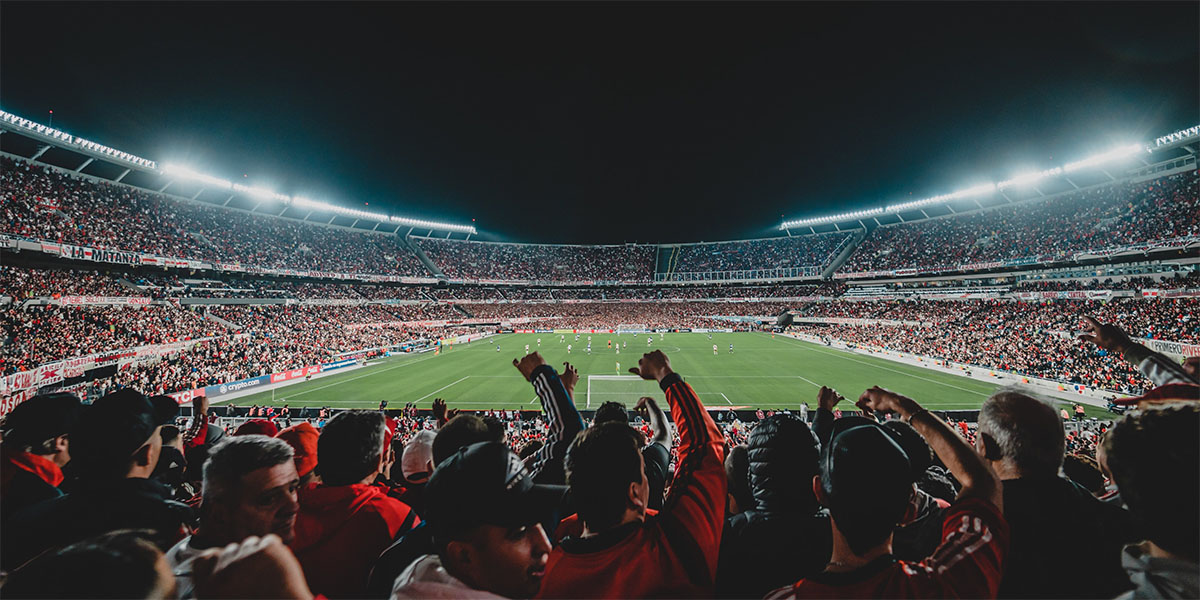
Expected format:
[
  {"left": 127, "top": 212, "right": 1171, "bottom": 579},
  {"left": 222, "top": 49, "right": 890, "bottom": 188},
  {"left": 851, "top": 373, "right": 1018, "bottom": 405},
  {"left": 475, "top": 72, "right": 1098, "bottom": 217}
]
[
  {"left": 716, "top": 415, "right": 831, "bottom": 599},
  {"left": 291, "top": 483, "right": 421, "bottom": 599}
]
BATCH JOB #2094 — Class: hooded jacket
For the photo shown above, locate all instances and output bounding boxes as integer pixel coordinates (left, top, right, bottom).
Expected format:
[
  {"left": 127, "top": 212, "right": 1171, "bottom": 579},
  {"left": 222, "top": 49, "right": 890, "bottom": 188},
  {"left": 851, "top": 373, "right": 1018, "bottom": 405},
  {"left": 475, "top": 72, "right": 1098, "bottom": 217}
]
[
  {"left": 292, "top": 483, "right": 421, "bottom": 598},
  {"left": 390, "top": 554, "right": 506, "bottom": 600},
  {"left": 1115, "top": 543, "right": 1199, "bottom": 600},
  {"left": 717, "top": 414, "right": 831, "bottom": 599}
]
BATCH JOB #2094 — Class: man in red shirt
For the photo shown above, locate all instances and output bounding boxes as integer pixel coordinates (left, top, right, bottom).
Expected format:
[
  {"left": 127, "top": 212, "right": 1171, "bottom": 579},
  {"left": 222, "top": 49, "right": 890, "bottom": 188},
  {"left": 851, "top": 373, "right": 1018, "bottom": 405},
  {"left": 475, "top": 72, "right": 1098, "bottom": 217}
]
[
  {"left": 536, "top": 350, "right": 726, "bottom": 598},
  {"left": 768, "top": 387, "right": 1008, "bottom": 599},
  {"left": 291, "top": 410, "right": 421, "bottom": 598}
]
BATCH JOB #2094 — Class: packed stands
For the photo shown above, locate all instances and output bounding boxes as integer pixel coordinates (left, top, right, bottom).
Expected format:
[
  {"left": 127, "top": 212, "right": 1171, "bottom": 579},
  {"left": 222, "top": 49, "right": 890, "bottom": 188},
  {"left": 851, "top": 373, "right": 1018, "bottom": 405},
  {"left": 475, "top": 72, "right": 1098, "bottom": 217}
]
[
  {"left": 669, "top": 232, "right": 852, "bottom": 274},
  {"left": 842, "top": 171, "right": 1200, "bottom": 273},
  {"left": 415, "top": 237, "right": 657, "bottom": 282}
]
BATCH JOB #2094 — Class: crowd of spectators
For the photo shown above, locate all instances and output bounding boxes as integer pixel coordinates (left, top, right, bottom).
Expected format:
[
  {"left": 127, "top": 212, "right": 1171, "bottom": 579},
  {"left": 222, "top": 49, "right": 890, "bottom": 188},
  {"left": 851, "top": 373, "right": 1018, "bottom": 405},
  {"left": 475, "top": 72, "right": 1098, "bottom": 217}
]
[
  {"left": 1, "top": 319, "right": 1195, "bottom": 599},
  {"left": 1, "top": 157, "right": 430, "bottom": 277},
  {"left": 0, "top": 265, "right": 137, "bottom": 300},
  {"left": 670, "top": 233, "right": 851, "bottom": 274},
  {"left": 843, "top": 171, "right": 1200, "bottom": 273},
  {"left": 416, "top": 238, "right": 657, "bottom": 282}
]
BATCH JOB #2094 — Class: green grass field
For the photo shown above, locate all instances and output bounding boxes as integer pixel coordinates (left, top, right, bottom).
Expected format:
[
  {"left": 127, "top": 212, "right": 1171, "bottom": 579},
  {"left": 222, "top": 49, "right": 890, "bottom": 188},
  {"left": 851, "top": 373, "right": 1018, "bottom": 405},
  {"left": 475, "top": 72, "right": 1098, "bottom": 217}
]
[{"left": 232, "top": 333, "right": 1114, "bottom": 418}]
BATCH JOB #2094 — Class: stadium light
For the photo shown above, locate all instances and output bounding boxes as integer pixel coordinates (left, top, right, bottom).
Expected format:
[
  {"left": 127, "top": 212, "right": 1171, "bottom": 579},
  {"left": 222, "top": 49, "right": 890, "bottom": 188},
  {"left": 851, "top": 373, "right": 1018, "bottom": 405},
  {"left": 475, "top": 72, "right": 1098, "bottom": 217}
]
[
  {"left": 0, "top": 109, "right": 157, "bottom": 169},
  {"left": 1154, "top": 125, "right": 1200, "bottom": 147},
  {"left": 779, "top": 138, "right": 1154, "bottom": 231},
  {"left": 162, "top": 164, "right": 477, "bottom": 233}
]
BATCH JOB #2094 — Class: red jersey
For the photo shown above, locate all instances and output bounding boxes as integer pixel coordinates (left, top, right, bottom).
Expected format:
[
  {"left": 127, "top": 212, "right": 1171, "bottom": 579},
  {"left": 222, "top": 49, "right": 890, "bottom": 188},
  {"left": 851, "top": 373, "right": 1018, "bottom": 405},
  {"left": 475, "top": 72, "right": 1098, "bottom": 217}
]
[
  {"left": 537, "top": 374, "right": 726, "bottom": 599},
  {"left": 767, "top": 497, "right": 1008, "bottom": 599}
]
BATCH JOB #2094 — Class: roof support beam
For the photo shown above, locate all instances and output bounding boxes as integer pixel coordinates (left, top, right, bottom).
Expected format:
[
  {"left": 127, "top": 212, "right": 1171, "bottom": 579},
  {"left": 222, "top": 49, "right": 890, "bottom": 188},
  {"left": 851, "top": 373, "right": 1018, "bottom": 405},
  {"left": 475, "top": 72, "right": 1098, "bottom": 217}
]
[
  {"left": 223, "top": 195, "right": 235, "bottom": 206},
  {"left": 159, "top": 180, "right": 173, "bottom": 193},
  {"left": 74, "top": 157, "right": 94, "bottom": 173},
  {"left": 191, "top": 189, "right": 203, "bottom": 200},
  {"left": 114, "top": 168, "right": 132, "bottom": 182},
  {"left": 30, "top": 145, "right": 51, "bottom": 160}
]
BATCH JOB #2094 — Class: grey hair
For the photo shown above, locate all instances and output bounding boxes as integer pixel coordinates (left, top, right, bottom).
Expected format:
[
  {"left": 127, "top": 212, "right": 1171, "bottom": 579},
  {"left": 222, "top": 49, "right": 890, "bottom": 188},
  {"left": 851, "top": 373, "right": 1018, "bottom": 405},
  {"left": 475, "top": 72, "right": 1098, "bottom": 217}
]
[
  {"left": 202, "top": 435, "right": 294, "bottom": 504},
  {"left": 977, "top": 386, "right": 1065, "bottom": 476}
]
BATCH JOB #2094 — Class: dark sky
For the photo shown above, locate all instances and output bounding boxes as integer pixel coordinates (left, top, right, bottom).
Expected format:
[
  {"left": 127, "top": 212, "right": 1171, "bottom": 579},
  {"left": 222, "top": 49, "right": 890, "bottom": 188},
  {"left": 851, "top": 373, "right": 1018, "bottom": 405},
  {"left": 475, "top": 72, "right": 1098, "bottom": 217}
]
[{"left": 2, "top": 2, "right": 1196, "bottom": 244}]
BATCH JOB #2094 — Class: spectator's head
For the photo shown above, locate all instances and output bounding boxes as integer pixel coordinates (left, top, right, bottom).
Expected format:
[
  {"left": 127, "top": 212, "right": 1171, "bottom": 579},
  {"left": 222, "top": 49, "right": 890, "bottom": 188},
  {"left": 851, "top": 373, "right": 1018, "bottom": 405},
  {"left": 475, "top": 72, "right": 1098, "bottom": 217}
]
[
  {"left": 593, "top": 401, "right": 628, "bottom": 426},
  {"left": 275, "top": 422, "right": 319, "bottom": 487},
  {"left": 316, "top": 410, "right": 387, "bottom": 486},
  {"left": 434, "top": 414, "right": 500, "bottom": 466},
  {"left": 1, "top": 529, "right": 176, "bottom": 599},
  {"left": 565, "top": 422, "right": 648, "bottom": 532},
  {"left": 1061, "top": 454, "right": 1106, "bottom": 496},
  {"left": 518, "top": 439, "right": 543, "bottom": 460},
  {"left": 235, "top": 419, "right": 279, "bottom": 437},
  {"left": 425, "top": 442, "right": 557, "bottom": 598},
  {"left": 159, "top": 425, "right": 182, "bottom": 453},
  {"left": 1102, "top": 403, "right": 1199, "bottom": 562},
  {"left": 400, "top": 429, "right": 436, "bottom": 484},
  {"left": 1, "top": 392, "right": 82, "bottom": 467},
  {"left": 881, "top": 420, "right": 933, "bottom": 475},
  {"left": 201, "top": 435, "right": 300, "bottom": 545},
  {"left": 724, "top": 444, "right": 752, "bottom": 514},
  {"left": 815, "top": 417, "right": 912, "bottom": 556},
  {"left": 746, "top": 413, "right": 821, "bottom": 515},
  {"left": 976, "top": 388, "right": 1064, "bottom": 479},
  {"left": 69, "top": 389, "right": 177, "bottom": 481},
  {"left": 481, "top": 415, "right": 507, "bottom": 444}
]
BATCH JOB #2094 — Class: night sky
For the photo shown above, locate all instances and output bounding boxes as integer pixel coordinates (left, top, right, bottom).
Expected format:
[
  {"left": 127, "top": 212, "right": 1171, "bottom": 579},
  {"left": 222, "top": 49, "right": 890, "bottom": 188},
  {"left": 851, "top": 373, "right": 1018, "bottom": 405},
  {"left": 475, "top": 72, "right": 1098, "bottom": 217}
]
[{"left": 2, "top": 2, "right": 1196, "bottom": 244}]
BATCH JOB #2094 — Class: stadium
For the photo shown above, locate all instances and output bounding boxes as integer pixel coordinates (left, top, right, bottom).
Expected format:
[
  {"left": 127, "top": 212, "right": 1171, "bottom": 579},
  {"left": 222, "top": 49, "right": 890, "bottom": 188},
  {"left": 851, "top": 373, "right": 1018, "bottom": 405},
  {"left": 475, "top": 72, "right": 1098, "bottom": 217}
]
[{"left": 1, "top": 3, "right": 1198, "bottom": 599}]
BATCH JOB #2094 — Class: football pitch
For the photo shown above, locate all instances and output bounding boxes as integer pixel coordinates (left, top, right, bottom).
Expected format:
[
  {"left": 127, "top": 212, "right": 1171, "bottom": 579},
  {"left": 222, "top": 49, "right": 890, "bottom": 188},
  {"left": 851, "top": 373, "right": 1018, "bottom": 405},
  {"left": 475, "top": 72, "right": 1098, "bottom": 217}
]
[{"left": 232, "top": 333, "right": 1114, "bottom": 418}]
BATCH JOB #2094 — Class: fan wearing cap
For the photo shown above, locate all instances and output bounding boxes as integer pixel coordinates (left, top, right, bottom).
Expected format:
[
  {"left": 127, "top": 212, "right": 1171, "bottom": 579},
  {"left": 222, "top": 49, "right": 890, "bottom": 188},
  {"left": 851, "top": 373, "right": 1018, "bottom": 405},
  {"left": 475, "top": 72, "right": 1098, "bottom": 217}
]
[
  {"left": 1, "top": 388, "right": 195, "bottom": 571},
  {"left": 277, "top": 422, "right": 321, "bottom": 488},
  {"left": 767, "top": 386, "right": 1008, "bottom": 600},
  {"left": 536, "top": 350, "right": 727, "bottom": 599},
  {"left": 291, "top": 410, "right": 421, "bottom": 598},
  {"left": 0, "top": 393, "right": 82, "bottom": 520},
  {"left": 391, "top": 441, "right": 560, "bottom": 600}
]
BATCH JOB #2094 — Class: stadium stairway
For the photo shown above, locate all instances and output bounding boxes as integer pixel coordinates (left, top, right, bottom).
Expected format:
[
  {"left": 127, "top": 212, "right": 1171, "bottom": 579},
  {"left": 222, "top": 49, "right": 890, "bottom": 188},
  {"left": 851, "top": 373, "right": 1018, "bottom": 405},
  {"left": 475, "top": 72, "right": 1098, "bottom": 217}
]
[
  {"left": 821, "top": 228, "right": 868, "bottom": 278},
  {"left": 401, "top": 234, "right": 444, "bottom": 278}
]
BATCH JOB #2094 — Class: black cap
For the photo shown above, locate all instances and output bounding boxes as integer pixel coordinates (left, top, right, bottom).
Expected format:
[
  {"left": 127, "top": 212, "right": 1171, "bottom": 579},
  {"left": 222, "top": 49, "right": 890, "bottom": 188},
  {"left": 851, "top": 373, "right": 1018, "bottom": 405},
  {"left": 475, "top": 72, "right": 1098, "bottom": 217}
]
[
  {"left": 821, "top": 417, "right": 913, "bottom": 511},
  {"left": 1, "top": 393, "right": 83, "bottom": 448},
  {"left": 69, "top": 389, "right": 176, "bottom": 475},
  {"left": 425, "top": 441, "right": 564, "bottom": 535}
]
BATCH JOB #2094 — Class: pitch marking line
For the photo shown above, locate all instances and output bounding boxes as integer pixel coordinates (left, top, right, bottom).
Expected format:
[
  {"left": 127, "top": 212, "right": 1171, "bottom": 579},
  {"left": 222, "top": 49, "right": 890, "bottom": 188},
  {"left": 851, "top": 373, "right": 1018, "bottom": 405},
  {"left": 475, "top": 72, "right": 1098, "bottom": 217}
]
[
  {"left": 762, "top": 333, "right": 989, "bottom": 397},
  {"left": 414, "top": 376, "right": 470, "bottom": 402},
  {"left": 720, "top": 393, "right": 732, "bottom": 405},
  {"left": 269, "top": 353, "right": 441, "bottom": 400}
]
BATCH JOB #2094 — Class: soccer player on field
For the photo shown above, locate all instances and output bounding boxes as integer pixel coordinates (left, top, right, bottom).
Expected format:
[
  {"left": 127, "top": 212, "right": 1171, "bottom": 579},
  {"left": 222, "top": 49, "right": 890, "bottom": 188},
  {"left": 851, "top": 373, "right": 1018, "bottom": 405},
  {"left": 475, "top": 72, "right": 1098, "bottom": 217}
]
[
  {"left": 567, "top": 344, "right": 572, "bottom": 354},
  {"left": 526, "top": 344, "right": 530, "bottom": 353},
  {"left": 615, "top": 361, "right": 621, "bottom": 374},
  {"left": 713, "top": 344, "right": 718, "bottom": 355},
  {"left": 729, "top": 344, "right": 734, "bottom": 354}
]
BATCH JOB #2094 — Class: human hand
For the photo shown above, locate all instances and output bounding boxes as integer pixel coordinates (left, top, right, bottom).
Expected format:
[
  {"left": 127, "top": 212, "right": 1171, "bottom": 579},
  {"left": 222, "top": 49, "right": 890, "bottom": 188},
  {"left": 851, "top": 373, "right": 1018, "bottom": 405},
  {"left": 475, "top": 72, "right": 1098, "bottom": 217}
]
[
  {"left": 192, "top": 534, "right": 313, "bottom": 600},
  {"left": 561, "top": 362, "right": 579, "bottom": 392},
  {"left": 817, "top": 386, "right": 844, "bottom": 412},
  {"left": 432, "top": 398, "right": 447, "bottom": 421},
  {"left": 513, "top": 352, "right": 549, "bottom": 381},
  {"left": 634, "top": 396, "right": 658, "bottom": 413},
  {"left": 1078, "top": 316, "right": 1134, "bottom": 355},
  {"left": 629, "top": 350, "right": 673, "bottom": 382},
  {"left": 194, "top": 395, "right": 210, "bottom": 415},
  {"left": 855, "top": 386, "right": 920, "bottom": 418}
]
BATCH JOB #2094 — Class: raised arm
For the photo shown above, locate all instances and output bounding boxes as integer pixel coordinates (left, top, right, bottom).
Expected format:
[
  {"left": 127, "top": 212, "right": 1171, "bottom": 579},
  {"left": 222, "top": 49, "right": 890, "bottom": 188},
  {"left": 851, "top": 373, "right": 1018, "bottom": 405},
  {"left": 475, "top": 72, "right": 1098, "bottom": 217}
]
[
  {"left": 514, "top": 353, "right": 584, "bottom": 483},
  {"left": 811, "top": 386, "right": 844, "bottom": 447},
  {"left": 635, "top": 396, "right": 672, "bottom": 449},
  {"left": 629, "top": 351, "right": 725, "bottom": 579},
  {"left": 183, "top": 395, "right": 210, "bottom": 450},
  {"left": 1079, "top": 316, "right": 1198, "bottom": 387},
  {"left": 857, "top": 386, "right": 1002, "bottom": 511}
]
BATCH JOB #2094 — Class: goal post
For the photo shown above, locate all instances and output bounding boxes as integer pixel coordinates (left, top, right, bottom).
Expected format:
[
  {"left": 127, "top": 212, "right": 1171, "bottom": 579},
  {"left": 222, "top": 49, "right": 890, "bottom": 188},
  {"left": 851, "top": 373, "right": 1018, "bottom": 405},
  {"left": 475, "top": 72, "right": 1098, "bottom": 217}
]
[{"left": 585, "top": 375, "right": 662, "bottom": 409}]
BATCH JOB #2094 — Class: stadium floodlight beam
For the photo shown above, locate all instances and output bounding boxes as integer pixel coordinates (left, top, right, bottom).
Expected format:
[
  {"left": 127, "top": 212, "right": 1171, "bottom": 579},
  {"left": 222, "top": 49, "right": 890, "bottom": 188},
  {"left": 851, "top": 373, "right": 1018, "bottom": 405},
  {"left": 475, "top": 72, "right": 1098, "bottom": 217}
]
[
  {"left": 1154, "top": 125, "right": 1200, "bottom": 147},
  {"left": 161, "top": 164, "right": 477, "bottom": 234},
  {"left": 779, "top": 139, "right": 1153, "bottom": 231}
]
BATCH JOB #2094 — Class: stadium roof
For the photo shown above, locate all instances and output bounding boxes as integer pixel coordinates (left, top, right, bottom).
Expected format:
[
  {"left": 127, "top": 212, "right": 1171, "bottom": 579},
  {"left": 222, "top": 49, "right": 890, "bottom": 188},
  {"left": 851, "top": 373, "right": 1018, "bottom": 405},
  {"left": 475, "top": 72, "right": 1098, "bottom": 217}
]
[
  {"left": 779, "top": 125, "right": 1200, "bottom": 231},
  {"left": 0, "top": 109, "right": 477, "bottom": 235}
]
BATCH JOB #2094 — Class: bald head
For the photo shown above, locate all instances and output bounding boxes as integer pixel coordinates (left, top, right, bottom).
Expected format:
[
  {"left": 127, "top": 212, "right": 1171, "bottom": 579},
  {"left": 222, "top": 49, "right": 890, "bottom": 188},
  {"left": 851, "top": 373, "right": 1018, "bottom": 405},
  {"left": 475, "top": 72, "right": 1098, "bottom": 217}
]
[{"left": 977, "top": 388, "right": 1065, "bottom": 478}]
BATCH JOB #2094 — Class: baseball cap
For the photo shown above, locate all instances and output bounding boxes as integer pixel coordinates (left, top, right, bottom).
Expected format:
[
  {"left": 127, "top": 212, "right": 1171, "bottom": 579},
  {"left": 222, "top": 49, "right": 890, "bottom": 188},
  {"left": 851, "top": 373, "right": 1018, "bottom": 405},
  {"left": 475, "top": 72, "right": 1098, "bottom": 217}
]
[
  {"left": 424, "top": 441, "right": 565, "bottom": 535},
  {"left": 70, "top": 389, "right": 177, "bottom": 475},
  {"left": 400, "top": 429, "right": 436, "bottom": 484},
  {"left": 820, "top": 417, "right": 913, "bottom": 512},
  {"left": 1113, "top": 383, "right": 1200, "bottom": 406},
  {"left": 276, "top": 422, "right": 319, "bottom": 477},
  {"left": 2, "top": 393, "right": 83, "bottom": 448}
]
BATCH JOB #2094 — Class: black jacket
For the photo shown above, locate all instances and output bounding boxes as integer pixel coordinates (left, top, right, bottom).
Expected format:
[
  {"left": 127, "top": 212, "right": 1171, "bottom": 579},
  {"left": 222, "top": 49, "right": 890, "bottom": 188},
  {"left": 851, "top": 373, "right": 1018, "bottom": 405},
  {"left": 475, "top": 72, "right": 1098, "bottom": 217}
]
[
  {"left": 716, "top": 415, "right": 830, "bottom": 599},
  {"left": 998, "top": 476, "right": 1138, "bottom": 599},
  {"left": 2, "top": 476, "right": 195, "bottom": 570}
]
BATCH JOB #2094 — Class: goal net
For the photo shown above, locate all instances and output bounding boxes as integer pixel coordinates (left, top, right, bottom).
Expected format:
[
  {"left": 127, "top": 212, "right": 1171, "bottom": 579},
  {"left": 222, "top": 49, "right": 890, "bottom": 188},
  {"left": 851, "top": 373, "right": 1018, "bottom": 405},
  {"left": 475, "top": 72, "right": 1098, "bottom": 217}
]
[
  {"left": 616, "top": 324, "right": 649, "bottom": 334},
  {"left": 585, "top": 375, "right": 662, "bottom": 409}
]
